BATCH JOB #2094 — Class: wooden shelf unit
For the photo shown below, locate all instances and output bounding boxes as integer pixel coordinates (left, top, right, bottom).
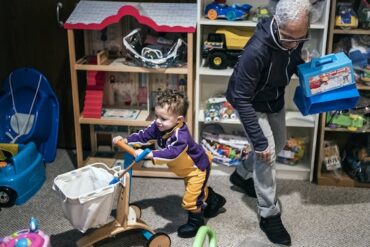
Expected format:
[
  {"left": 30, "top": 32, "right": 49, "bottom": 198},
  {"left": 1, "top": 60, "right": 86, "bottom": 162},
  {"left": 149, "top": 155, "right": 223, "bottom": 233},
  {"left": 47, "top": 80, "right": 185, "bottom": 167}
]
[
  {"left": 65, "top": 2, "right": 196, "bottom": 178},
  {"left": 316, "top": 0, "right": 370, "bottom": 187}
]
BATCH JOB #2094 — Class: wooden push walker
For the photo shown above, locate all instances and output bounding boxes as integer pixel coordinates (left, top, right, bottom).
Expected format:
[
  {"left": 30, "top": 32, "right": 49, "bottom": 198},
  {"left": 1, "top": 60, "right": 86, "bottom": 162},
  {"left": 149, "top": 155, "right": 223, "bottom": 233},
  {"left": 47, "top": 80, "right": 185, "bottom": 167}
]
[{"left": 76, "top": 140, "right": 171, "bottom": 247}]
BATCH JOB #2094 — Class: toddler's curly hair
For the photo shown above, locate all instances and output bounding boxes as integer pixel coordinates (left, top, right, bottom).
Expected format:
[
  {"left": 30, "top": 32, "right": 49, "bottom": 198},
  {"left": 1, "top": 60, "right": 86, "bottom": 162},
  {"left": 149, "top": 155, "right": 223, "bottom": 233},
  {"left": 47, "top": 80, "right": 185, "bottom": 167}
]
[{"left": 156, "top": 89, "right": 189, "bottom": 117}]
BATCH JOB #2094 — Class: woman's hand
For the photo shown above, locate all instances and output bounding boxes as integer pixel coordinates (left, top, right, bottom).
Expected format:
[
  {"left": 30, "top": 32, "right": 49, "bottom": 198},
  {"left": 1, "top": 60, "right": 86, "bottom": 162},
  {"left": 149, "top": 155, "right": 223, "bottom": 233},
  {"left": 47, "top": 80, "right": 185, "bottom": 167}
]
[{"left": 255, "top": 147, "right": 272, "bottom": 163}]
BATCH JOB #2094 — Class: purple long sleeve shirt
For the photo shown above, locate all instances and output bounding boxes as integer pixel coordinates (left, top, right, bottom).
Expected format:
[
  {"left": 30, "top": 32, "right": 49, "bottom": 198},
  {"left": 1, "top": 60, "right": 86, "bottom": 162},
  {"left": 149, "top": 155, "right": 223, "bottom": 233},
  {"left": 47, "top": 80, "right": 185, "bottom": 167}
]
[{"left": 127, "top": 121, "right": 210, "bottom": 176}]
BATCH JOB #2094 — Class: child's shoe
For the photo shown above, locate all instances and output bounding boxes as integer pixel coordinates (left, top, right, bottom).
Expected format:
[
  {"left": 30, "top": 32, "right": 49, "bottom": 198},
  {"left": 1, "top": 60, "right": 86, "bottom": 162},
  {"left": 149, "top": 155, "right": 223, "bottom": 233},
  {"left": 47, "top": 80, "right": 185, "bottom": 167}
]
[
  {"left": 177, "top": 211, "right": 205, "bottom": 238},
  {"left": 204, "top": 187, "right": 226, "bottom": 218}
]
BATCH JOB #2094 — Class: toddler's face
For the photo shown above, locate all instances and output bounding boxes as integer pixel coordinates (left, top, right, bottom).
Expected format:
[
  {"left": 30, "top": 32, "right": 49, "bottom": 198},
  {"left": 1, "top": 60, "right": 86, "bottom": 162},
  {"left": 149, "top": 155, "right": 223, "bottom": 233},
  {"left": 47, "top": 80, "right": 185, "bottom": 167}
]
[{"left": 154, "top": 105, "right": 180, "bottom": 132}]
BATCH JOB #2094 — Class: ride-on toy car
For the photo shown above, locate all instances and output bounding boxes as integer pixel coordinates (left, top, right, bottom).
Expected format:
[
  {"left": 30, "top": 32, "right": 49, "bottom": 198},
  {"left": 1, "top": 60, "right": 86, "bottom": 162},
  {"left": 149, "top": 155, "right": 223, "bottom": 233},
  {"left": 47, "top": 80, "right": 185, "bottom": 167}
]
[
  {"left": 0, "top": 143, "right": 44, "bottom": 208},
  {"left": 0, "top": 68, "right": 59, "bottom": 208},
  {"left": 205, "top": 1, "right": 252, "bottom": 21}
]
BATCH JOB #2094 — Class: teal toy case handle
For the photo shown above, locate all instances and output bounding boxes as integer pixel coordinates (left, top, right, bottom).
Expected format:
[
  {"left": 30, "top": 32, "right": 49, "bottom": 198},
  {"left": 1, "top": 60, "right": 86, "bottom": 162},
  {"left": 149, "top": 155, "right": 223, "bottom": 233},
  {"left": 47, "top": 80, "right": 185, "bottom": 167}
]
[{"left": 310, "top": 53, "right": 337, "bottom": 69}]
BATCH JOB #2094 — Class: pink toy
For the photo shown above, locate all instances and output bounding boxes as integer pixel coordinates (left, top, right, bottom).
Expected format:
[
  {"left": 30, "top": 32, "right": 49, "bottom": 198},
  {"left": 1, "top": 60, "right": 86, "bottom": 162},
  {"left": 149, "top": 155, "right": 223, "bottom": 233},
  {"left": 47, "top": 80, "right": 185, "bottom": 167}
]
[
  {"left": 1, "top": 230, "right": 49, "bottom": 247},
  {"left": 0, "top": 218, "right": 49, "bottom": 247}
]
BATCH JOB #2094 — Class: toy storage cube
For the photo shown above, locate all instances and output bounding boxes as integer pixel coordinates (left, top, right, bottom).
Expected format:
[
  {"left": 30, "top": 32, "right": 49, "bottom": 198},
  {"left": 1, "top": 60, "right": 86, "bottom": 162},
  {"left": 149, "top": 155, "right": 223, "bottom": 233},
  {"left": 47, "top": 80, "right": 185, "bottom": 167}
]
[
  {"left": 297, "top": 52, "right": 355, "bottom": 97},
  {"left": 293, "top": 84, "right": 359, "bottom": 116}
]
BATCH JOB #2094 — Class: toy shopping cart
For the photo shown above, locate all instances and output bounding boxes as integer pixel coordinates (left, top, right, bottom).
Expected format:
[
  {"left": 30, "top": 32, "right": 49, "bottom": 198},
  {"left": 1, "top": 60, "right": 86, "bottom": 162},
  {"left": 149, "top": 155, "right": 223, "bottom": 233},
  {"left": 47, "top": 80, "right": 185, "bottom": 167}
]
[{"left": 53, "top": 141, "right": 171, "bottom": 247}]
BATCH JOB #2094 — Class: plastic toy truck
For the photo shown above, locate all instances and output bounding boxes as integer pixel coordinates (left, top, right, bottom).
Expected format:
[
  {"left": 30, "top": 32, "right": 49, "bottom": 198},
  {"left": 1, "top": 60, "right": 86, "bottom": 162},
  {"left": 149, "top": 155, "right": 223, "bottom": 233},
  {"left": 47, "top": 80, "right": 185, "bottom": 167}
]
[
  {"left": 202, "top": 28, "right": 252, "bottom": 69},
  {"left": 204, "top": 1, "right": 252, "bottom": 21}
]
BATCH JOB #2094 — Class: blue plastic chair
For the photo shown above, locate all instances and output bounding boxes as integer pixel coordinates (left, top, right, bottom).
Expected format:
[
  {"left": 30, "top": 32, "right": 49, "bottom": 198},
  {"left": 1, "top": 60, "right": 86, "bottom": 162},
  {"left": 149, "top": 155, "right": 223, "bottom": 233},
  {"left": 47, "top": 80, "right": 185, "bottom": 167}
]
[
  {"left": 0, "top": 68, "right": 59, "bottom": 162},
  {"left": 0, "top": 68, "right": 59, "bottom": 207}
]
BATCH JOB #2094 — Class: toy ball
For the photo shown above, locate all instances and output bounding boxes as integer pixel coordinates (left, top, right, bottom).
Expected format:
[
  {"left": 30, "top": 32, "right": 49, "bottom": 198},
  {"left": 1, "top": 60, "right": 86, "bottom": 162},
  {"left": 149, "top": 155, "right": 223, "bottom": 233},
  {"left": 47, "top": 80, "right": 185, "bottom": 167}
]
[{"left": 15, "top": 238, "right": 31, "bottom": 247}]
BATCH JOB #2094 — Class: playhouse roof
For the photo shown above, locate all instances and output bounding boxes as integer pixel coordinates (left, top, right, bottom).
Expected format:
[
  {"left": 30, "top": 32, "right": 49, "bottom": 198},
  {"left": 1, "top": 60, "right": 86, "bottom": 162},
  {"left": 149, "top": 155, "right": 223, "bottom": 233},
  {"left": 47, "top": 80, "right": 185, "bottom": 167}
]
[{"left": 64, "top": 0, "right": 197, "bottom": 33}]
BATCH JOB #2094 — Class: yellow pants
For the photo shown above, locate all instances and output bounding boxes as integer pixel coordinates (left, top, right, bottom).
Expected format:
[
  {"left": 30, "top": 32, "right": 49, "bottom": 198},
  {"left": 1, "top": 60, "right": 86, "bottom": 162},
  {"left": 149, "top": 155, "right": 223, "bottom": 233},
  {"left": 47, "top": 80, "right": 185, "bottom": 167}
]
[
  {"left": 182, "top": 167, "right": 210, "bottom": 211},
  {"left": 166, "top": 151, "right": 213, "bottom": 211}
]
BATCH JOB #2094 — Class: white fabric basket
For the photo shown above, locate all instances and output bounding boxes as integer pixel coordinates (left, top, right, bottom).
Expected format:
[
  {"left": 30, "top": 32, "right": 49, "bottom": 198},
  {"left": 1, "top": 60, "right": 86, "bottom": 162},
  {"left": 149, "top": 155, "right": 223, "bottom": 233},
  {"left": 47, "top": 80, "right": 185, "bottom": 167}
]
[{"left": 53, "top": 163, "right": 121, "bottom": 233}]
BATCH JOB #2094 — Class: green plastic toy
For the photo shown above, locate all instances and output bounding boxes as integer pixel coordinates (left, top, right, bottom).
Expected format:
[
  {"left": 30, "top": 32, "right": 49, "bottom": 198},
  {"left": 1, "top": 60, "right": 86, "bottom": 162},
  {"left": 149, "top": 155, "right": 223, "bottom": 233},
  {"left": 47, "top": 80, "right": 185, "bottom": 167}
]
[{"left": 192, "top": 226, "right": 217, "bottom": 247}]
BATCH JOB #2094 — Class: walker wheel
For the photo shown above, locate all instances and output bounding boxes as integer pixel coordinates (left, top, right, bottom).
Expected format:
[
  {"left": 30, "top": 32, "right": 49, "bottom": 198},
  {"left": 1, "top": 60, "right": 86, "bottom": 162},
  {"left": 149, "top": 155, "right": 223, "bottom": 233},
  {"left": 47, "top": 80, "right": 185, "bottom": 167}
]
[
  {"left": 146, "top": 232, "right": 171, "bottom": 247},
  {"left": 129, "top": 203, "right": 142, "bottom": 219}
]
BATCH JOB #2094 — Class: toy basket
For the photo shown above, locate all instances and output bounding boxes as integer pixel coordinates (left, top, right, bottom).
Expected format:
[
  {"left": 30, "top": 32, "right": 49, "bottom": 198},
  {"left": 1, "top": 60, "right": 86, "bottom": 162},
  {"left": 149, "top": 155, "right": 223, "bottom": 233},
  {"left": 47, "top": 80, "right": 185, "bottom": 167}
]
[{"left": 53, "top": 163, "right": 121, "bottom": 233}]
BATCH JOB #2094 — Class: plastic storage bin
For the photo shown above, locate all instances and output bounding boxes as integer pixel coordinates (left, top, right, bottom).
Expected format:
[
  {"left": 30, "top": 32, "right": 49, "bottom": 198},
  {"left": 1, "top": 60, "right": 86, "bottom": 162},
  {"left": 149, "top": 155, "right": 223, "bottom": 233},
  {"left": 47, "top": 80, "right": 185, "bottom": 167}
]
[
  {"left": 53, "top": 163, "right": 121, "bottom": 232},
  {"left": 294, "top": 84, "right": 359, "bottom": 116},
  {"left": 297, "top": 52, "right": 355, "bottom": 97}
]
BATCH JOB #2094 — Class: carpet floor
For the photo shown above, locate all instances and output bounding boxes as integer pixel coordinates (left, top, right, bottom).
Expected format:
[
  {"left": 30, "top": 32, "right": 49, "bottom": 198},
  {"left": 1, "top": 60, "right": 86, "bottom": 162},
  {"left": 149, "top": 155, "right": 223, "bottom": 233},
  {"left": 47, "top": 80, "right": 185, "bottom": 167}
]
[{"left": 1, "top": 149, "right": 370, "bottom": 247}]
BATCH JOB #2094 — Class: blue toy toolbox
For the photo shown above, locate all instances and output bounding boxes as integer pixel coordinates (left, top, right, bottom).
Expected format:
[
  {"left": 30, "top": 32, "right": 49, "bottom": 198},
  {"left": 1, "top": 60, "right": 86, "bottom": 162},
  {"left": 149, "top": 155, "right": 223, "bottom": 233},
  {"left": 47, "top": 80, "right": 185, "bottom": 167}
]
[
  {"left": 297, "top": 52, "right": 355, "bottom": 97},
  {"left": 294, "top": 84, "right": 359, "bottom": 116},
  {"left": 0, "top": 68, "right": 59, "bottom": 207}
]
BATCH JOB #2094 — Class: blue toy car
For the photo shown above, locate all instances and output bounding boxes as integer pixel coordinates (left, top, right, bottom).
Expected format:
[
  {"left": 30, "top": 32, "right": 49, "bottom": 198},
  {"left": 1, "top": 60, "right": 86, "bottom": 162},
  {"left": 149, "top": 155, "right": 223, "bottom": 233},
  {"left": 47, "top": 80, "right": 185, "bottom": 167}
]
[
  {"left": 0, "top": 68, "right": 60, "bottom": 208},
  {"left": 205, "top": 1, "right": 252, "bottom": 21},
  {"left": 0, "top": 142, "right": 45, "bottom": 208}
]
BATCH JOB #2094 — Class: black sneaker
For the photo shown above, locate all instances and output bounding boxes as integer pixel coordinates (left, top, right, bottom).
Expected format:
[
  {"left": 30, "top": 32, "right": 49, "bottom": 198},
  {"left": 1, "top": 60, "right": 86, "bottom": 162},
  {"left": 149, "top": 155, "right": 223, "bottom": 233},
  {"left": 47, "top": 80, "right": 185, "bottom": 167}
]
[
  {"left": 260, "top": 214, "right": 291, "bottom": 246},
  {"left": 229, "top": 170, "right": 257, "bottom": 198},
  {"left": 204, "top": 187, "right": 226, "bottom": 218}
]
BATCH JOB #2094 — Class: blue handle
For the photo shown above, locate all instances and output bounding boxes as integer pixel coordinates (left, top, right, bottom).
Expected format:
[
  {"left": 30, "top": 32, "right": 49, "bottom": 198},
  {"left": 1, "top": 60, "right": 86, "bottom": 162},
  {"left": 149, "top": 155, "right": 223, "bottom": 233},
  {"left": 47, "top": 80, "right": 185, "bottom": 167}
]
[
  {"left": 109, "top": 177, "right": 119, "bottom": 185},
  {"left": 310, "top": 54, "right": 336, "bottom": 68},
  {"left": 135, "top": 148, "right": 151, "bottom": 163}
]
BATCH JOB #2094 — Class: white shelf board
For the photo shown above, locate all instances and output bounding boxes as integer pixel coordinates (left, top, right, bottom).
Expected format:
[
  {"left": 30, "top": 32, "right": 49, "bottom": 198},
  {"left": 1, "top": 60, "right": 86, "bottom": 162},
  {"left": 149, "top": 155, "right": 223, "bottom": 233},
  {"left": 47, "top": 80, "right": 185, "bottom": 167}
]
[
  {"left": 199, "top": 110, "right": 314, "bottom": 127},
  {"left": 199, "top": 17, "right": 326, "bottom": 30},
  {"left": 199, "top": 66, "right": 298, "bottom": 80},
  {"left": 276, "top": 162, "right": 310, "bottom": 180},
  {"left": 199, "top": 17, "right": 257, "bottom": 27},
  {"left": 199, "top": 66, "right": 233, "bottom": 77},
  {"left": 208, "top": 160, "right": 310, "bottom": 180},
  {"left": 310, "top": 19, "right": 326, "bottom": 29},
  {"left": 285, "top": 111, "right": 315, "bottom": 128}
]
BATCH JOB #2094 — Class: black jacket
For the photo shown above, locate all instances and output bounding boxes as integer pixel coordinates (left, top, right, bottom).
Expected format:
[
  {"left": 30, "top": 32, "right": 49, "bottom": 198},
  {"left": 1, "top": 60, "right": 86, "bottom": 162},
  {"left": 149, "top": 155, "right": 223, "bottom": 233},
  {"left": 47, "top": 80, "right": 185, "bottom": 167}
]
[{"left": 226, "top": 17, "right": 304, "bottom": 151}]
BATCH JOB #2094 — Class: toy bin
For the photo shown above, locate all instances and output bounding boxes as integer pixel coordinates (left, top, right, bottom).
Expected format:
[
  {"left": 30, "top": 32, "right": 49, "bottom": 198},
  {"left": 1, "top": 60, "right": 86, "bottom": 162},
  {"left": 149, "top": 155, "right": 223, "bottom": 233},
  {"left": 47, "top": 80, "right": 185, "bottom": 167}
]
[
  {"left": 294, "top": 84, "right": 359, "bottom": 116},
  {"left": 297, "top": 52, "right": 355, "bottom": 97},
  {"left": 53, "top": 163, "right": 121, "bottom": 233}
]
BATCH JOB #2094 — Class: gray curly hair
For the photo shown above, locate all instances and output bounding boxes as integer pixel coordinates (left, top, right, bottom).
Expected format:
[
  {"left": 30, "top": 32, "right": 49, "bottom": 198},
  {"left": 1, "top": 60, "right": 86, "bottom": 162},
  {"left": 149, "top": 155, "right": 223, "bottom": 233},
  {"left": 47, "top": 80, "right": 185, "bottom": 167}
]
[{"left": 275, "top": 0, "right": 311, "bottom": 27}]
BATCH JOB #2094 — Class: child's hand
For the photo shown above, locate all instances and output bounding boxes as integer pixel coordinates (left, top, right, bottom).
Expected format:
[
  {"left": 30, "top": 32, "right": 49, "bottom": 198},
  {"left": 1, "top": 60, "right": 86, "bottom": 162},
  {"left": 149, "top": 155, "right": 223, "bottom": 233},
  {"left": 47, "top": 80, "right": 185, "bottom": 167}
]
[
  {"left": 112, "top": 136, "right": 127, "bottom": 145},
  {"left": 134, "top": 149, "right": 143, "bottom": 157},
  {"left": 134, "top": 149, "right": 153, "bottom": 159}
]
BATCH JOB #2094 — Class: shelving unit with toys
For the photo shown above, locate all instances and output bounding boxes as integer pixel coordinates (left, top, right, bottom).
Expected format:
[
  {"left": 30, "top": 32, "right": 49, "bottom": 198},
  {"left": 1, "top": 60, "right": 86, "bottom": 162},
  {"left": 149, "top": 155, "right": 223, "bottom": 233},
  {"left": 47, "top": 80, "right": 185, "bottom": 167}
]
[
  {"left": 195, "top": 0, "right": 331, "bottom": 180},
  {"left": 65, "top": 1, "right": 196, "bottom": 178},
  {"left": 316, "top": 0, "right": 370, "bottom": 187}
]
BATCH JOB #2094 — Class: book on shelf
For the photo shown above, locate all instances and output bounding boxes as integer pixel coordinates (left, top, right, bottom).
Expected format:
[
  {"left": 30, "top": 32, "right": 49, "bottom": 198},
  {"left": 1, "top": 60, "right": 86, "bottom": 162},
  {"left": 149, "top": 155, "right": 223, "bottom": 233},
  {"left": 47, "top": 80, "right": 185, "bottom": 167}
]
[{"left": 101, "top": 108, "right": 141, "bottom": 120}]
